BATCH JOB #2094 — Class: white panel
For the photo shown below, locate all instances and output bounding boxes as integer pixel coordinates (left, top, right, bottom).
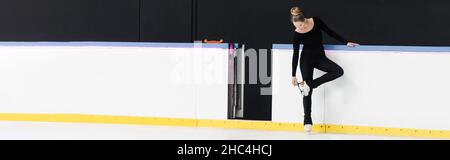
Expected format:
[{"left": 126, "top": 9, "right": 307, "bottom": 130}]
[
  {"left": 0, "top": 45, "right": 228, "bottom": 120},
  {"left": 325, "top": 50, "right": 450, "bottom": 130},
  {"left": 273, "top": 47, "right": 450, "bottom": 130},
  {"left": 192, "top": 48, "right": 229, "bottom": 120}
]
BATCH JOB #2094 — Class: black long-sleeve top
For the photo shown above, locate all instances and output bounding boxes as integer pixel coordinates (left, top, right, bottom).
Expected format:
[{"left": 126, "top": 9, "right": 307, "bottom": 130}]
[{"left": 292, "top": 17, "right": 349, "bottom": 76}]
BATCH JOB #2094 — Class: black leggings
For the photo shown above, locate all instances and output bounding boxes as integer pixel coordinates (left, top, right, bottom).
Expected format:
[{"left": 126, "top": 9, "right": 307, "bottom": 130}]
[{"left": 300, "top": 49, "right": 344, "bottom": 125}]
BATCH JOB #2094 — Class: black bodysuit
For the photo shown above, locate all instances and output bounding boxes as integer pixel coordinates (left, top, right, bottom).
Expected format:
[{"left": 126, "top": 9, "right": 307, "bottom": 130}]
[{"left": 292, "top": 17, "right": 348, "bottom": 125}]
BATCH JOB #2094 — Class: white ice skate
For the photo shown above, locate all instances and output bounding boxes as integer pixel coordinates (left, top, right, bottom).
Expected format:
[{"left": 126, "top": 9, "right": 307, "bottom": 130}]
[
  {"left": 297, "top": 81, "right": 311, "bottom": 96},
  {"left": 304, "top": 124, "right": 312, "bottom": 134}
]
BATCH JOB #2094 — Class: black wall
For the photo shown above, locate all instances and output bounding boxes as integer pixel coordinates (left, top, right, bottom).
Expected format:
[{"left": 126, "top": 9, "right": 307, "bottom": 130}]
[
  {"left": 2, "top": 0, "right": 450, "bottom": 44},
  {"left": 140, "top": 0, "right": 193, "bottom": 42},
  {"left": 196, "top": 0, "right": 450, "bottom": 46},
  {"left": 0, "top": 0, "right": 139, "bottom": 41}
]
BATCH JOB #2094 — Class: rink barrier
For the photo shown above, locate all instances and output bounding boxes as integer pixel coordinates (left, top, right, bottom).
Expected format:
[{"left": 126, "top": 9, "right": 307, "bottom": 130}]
[
  {"left": 2, "top": 42, "right": 450, "bottom": 139},
  {"left": 0, "top": 113, "right": 449, "bottom": 139},
  {"left": 0, "top": 41, "right": 230, "bottom": 48},
  {"left": 272, "top": 44, "right": 450, "bottom": 139}
]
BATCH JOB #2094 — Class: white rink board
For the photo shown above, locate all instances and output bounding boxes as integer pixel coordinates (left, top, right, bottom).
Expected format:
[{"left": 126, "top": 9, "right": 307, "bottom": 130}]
[
  {"left": 0, "top": 43, "right": 229, "bottom": 120},
  {"left": 272, "top": 45, "right": 450, "bottom": 130}
]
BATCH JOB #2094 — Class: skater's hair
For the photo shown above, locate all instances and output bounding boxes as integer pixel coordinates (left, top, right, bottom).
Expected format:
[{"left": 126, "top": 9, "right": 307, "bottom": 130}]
[{"left": 291, "top": 6, "right": 306, "bottom": 22}]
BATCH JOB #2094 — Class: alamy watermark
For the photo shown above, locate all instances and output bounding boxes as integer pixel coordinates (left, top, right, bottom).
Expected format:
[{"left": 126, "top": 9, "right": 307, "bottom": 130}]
[{"left": 171, "top": 41, "right": 273, "bottom": 95}]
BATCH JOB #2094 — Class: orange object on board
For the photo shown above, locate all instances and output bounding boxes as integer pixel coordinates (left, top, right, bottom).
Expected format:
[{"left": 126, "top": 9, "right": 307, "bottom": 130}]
[{"left": 203, "top": 39, "right": 224, "bottom": 43}]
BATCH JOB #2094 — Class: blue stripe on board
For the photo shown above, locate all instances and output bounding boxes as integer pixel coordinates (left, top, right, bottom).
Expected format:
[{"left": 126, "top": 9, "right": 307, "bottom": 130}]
[
  {"left": 0, "top": 42, "right": 230, "bottom": 49},
  {"left": 4, "top": 42, "right": 449, "bottom": 52},
  {"left": 272, "top": 44, "right": 450, "bottom": 52}
]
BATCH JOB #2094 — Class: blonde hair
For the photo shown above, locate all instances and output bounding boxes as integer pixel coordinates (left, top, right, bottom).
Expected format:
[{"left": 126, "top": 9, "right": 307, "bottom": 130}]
[{"left": 290, "top": 6, "right": 305, "bottom": 22}]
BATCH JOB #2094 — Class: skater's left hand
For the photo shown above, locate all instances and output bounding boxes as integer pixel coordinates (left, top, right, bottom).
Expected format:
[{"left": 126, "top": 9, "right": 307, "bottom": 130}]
[{"left": 347, "top": 42, "right": 359, "bottom": 47}]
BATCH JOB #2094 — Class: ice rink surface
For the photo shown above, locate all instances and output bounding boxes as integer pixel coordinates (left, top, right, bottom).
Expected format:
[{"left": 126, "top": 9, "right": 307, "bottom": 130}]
[{"left": 0, "top": 121, "right": 433, "bottom": 140}]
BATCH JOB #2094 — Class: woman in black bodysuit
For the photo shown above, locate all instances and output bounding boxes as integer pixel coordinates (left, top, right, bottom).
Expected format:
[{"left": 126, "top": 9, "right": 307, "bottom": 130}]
[{"left": 290, "top": 6, "right": 359, "bottom": 132}]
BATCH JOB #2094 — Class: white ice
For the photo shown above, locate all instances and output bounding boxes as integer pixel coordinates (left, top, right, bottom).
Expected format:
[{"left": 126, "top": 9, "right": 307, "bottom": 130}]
[{"left": 0, "top": 121, "right": 433, "bottom": 140}]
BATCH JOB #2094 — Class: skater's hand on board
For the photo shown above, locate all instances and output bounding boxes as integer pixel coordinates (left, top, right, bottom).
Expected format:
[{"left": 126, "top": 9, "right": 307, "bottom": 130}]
[
  {"left": 291, "top": 77, "right": 298, "bottom": 86},
  {"left": 347, "top": 42, "right": 359, "bottom": 47}
]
